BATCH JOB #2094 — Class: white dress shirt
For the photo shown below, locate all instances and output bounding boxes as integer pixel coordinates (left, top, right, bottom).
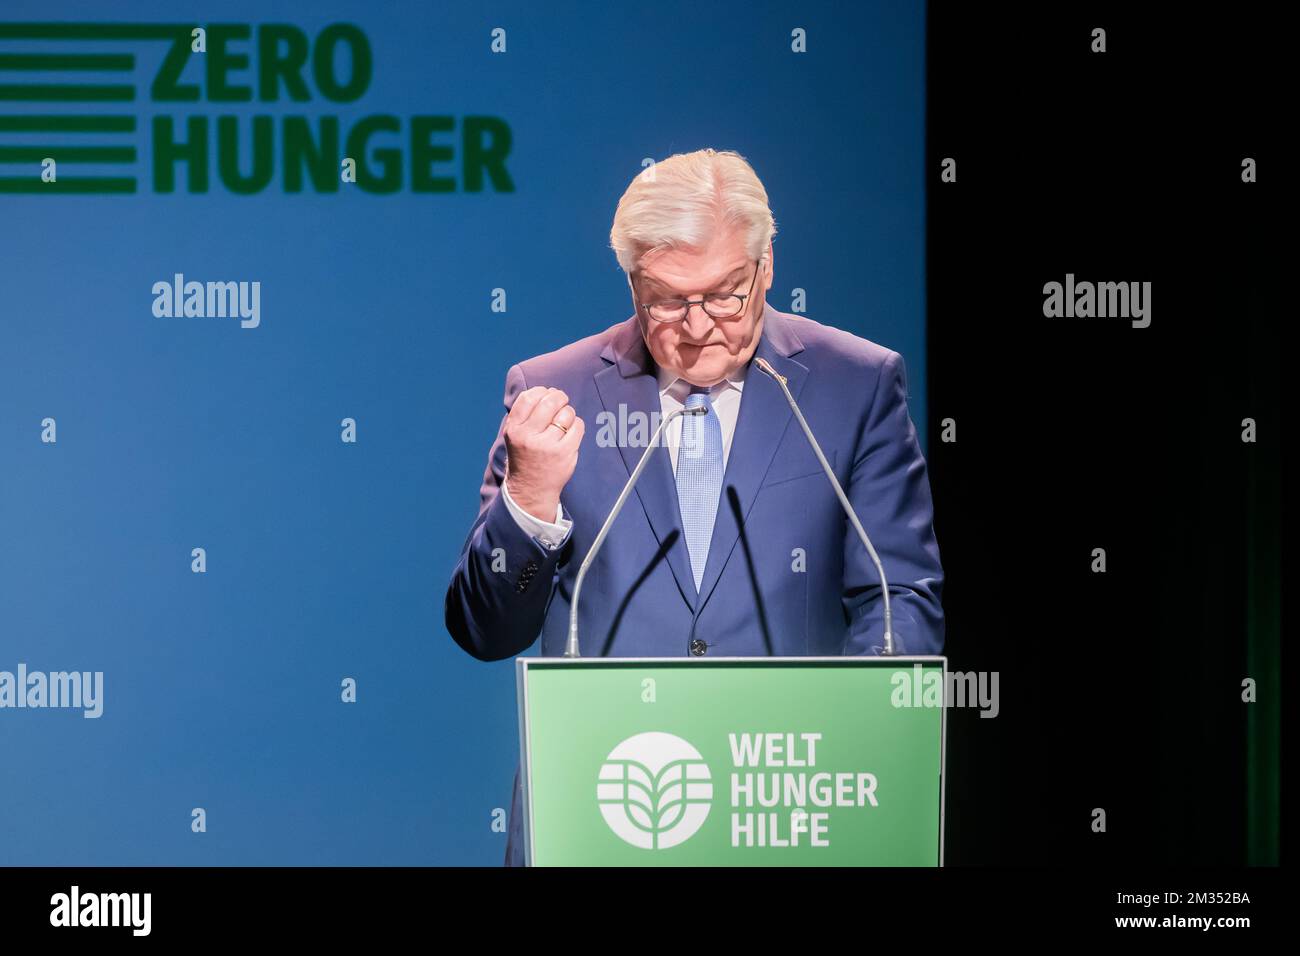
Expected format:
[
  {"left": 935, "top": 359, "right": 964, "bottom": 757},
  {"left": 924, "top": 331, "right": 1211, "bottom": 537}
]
[{"left": 501, "top": 362, "right": 749, "bottom": 549}]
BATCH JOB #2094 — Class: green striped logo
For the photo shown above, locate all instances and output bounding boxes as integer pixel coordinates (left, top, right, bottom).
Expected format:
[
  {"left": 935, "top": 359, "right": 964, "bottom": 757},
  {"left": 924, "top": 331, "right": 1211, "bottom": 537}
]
[{"left": 0, "top": 22, "right": 514, "bottom": 195}]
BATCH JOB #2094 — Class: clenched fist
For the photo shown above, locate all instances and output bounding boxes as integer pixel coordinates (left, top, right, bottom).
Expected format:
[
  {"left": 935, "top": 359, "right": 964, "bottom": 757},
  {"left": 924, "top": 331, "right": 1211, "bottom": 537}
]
[{"left": 503, "top": 386, "right": 585, "bottom": 522}]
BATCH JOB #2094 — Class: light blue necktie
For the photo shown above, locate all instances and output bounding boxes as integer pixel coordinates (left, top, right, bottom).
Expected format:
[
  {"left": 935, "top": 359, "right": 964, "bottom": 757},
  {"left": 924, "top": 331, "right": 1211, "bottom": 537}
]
[{"left": 676, "top": 387, "right": 724, "bottom": 592}]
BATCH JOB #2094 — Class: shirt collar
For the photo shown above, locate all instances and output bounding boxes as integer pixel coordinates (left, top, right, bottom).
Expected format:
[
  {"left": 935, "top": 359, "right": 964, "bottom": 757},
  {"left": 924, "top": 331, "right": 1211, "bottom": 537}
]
[{"left": 656, "top": 360, "right": 749, "bottom": 401}]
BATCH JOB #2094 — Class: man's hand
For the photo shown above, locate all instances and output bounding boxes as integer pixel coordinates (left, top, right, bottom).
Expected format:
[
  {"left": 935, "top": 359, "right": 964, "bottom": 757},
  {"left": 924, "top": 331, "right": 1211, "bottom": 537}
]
[{"left": 503, "top": 386, "right": 585, "bottom": 522}]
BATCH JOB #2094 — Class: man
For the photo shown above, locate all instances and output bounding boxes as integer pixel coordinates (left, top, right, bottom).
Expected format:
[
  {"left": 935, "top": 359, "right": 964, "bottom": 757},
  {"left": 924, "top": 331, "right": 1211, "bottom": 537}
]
[{"left": 444, "top": 148, "right": 943, "bottom": 865}]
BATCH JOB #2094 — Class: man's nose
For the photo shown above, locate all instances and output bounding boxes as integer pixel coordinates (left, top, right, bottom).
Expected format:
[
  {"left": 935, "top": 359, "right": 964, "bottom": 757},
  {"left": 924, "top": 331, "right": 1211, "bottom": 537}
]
[{"left": 681, "top": 303, "right": 715, "bottom": 338}]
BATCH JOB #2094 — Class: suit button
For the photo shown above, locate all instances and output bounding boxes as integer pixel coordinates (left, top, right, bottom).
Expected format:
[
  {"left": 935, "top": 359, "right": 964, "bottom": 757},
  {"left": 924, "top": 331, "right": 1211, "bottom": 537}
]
[{"left": 689, "top": 638, "right": 707, "bottom": 656}]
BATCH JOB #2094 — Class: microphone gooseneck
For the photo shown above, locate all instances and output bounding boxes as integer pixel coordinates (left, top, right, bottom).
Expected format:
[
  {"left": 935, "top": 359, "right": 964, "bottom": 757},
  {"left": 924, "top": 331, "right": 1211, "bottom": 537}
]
[
  {"left": 564, "top": 404, "right": 706, "bottom": 658},
  {"left": 754, "top": 356, "right": 896, "bottom": 656}
]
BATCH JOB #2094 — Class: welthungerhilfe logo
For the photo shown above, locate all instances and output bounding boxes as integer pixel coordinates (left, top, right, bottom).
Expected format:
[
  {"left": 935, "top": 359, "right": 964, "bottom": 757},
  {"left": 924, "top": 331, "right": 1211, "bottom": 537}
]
[
  {"left": 0, "top": 22, "right": 513, "bottom": 195},
  {"left": 597, "top": 731, "right": 713, "bottom": 849}
]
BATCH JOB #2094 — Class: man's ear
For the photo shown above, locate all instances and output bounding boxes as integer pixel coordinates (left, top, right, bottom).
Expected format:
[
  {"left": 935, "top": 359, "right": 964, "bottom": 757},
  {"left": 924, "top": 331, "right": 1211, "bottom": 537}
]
[{"left": 627, "top": 273, "right": 648, "bottom": 335}]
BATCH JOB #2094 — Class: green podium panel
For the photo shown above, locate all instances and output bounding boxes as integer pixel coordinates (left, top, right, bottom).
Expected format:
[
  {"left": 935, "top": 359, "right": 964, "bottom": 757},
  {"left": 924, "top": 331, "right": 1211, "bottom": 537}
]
[{"left": 517, "top": 656, "right": 946, "bottom": 866}]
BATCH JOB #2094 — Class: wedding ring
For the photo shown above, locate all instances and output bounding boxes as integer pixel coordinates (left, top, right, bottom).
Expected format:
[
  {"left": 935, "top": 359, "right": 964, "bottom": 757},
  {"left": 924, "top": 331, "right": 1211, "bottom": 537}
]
[{"left": 548, "top": 421, "right": 569, "bottom": 434}]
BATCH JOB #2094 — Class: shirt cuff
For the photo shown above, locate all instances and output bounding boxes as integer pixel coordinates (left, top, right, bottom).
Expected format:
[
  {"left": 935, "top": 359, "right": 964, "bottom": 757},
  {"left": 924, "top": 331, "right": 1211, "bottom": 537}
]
[{"left": 501, "top": 480, "right": 573, "bottom": 550}]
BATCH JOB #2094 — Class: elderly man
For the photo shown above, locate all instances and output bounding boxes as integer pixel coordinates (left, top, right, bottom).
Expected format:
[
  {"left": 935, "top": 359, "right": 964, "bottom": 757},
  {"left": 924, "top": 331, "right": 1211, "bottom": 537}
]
[{"left": 444, "top": 148, "right": 943, "bottom": 865}]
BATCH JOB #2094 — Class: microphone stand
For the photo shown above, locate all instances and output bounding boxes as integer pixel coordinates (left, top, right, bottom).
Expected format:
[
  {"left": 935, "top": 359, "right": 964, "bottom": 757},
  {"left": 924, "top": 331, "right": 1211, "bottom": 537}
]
[
  {"left": 755, "top": 356, "right": 896, "bottom": 656},
  {"left": 564, "top": 405, "right": 706, "bottom": 658}
]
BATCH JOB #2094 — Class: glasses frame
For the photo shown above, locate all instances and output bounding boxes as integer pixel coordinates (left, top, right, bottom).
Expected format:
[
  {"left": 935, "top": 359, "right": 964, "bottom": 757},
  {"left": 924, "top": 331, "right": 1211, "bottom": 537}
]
[{"left": 634, "top": 258, "right": 762, "bottom": 324}]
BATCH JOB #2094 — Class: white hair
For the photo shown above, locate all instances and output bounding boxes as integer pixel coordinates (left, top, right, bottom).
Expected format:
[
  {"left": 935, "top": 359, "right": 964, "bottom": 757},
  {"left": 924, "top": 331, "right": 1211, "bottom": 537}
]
[{"left": 609, "top": 148, "right": 777, "bottom": 274}]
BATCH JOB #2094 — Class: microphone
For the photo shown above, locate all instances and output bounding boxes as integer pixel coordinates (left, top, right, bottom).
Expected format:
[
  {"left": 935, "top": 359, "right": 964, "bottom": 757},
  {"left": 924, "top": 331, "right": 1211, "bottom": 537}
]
[
  {"left": 755, "top": 356, "right": 897, "bottom": 656},
  {"left": 564, "top": 404, "right": 707, "bottom": 658}
]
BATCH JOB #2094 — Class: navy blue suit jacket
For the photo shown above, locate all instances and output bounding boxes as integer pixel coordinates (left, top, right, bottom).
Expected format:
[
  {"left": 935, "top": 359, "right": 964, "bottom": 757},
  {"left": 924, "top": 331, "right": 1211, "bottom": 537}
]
[{"left": 444, "top": 302, "right": 944, "bottom": 865}]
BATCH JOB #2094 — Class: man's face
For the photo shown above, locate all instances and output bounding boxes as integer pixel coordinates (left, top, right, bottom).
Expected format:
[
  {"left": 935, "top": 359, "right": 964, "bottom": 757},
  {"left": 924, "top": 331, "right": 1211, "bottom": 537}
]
[{"left": 630, "top": 226, "right": 772, "bottom": 387}]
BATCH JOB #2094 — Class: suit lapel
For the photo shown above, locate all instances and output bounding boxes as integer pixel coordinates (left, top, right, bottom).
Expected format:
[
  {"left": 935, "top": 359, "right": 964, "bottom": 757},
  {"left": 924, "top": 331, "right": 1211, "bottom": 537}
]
[
  {"left": 591, "top": 305, "right": 810, "bottom": 618},
  {"left": 694, "top": 303, "right": 808, "bottom": 613},
  {"left": 593, "top": 317, "right": 698, "bottom": 612}
]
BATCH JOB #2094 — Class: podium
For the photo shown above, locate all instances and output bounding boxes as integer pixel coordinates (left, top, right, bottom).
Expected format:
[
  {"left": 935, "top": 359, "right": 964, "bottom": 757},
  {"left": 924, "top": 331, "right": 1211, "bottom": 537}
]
[{"left": 516, "top": 656, "right": 947, "bottom": 866}]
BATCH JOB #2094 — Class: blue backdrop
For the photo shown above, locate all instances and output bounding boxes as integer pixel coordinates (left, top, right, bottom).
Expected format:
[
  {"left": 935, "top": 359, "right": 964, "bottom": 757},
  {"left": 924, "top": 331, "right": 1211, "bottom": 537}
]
[{"left": 0, "top": 0, "right": 925, "bottom": 864}]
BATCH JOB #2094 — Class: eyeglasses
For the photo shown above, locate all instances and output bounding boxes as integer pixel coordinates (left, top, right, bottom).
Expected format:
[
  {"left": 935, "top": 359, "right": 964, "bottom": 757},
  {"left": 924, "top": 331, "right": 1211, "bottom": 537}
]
[{"left": 635, "top": 258, "right": 762, "bottom": 323}]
